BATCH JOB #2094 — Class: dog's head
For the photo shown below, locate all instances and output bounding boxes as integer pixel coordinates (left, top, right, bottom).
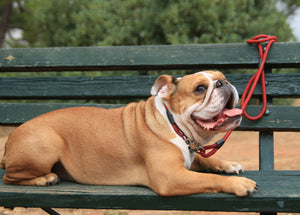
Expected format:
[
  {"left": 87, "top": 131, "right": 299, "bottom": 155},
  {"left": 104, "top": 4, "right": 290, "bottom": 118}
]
[{"left": 151, "top": 71, "right": 242, "bottom": 143}]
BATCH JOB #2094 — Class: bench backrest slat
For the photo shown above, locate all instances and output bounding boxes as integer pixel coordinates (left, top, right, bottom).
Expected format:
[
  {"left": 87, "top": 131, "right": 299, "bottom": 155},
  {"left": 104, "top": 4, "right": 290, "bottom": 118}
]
[
  {"left": 0, "top": 73, "right": 299, "bottom": 99},
  {"left": 0, "top": 43, "right": 300, "bottom": 72},
  {"left": 0, "top": 103, "right": 299, "bottom": 131}
]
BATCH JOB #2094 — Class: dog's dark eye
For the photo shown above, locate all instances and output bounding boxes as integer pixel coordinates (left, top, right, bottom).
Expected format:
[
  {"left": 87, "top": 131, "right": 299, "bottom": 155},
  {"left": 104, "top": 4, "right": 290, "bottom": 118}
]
[{"left": 194, "top": 85, "right": 206, "bottom": 94}]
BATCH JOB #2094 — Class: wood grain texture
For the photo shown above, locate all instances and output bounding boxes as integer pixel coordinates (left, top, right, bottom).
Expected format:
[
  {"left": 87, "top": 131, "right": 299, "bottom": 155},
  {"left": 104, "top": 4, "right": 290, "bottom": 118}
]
[
  {"left": 0, "top": 170, "right": 299, "bottom": 212},
  {"left": 0, "top": 73, "right": 299, "bottom": 99},
  {"left": 0, "top": 103, "right": 299, "bottom": 131},
  {"left": 0, "top": 43, "right": 299, "bottom": 72}
]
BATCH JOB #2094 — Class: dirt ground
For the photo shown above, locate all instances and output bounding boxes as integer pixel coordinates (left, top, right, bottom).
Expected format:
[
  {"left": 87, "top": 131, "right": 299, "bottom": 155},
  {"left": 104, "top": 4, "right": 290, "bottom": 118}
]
[{"left": 0, "top": 101, "right": 299, "bottom": 215}]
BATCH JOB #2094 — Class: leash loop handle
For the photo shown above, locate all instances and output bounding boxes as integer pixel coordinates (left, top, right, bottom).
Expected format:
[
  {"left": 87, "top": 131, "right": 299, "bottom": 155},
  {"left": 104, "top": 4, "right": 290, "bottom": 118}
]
[{"left": 241, "top": 34, "right": 277, "bottom": 120}]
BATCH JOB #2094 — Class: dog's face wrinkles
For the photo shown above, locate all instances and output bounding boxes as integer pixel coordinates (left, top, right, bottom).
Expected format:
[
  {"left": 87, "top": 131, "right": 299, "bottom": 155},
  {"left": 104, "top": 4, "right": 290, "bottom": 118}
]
[
  {"left": 187, "top": 71, "right": 241, "bottom": 131},
  {"left": 152, "top": 71, "right": 242, "bottom": 144}
]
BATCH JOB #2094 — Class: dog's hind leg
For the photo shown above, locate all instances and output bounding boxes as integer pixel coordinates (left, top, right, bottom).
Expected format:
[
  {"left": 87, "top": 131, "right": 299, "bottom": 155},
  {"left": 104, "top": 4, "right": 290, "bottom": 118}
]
[{"left": 2, "top": 126, "right": 63, "bottom": 186}]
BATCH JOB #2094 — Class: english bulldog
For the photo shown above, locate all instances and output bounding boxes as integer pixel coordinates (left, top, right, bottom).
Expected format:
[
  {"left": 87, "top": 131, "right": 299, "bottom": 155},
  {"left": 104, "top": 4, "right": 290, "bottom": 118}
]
[{"left": 0, "top": 71, "right": 258, "bottom": 196}]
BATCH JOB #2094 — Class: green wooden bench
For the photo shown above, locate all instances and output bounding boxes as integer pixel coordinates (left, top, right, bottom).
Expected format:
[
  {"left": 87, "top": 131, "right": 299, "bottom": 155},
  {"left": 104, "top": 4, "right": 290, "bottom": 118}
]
[{"left": 0, "top": 43, "right": 299, "bottom": 215}]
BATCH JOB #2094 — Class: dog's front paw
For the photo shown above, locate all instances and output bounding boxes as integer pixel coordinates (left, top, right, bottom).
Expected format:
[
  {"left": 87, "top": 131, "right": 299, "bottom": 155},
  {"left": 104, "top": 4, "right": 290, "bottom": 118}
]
[
  {"left": 216, "top": 161, "right": 244, "bottom": 174},
  {"left": 223, "top": 176, "right": 259, "bottom": 197}
]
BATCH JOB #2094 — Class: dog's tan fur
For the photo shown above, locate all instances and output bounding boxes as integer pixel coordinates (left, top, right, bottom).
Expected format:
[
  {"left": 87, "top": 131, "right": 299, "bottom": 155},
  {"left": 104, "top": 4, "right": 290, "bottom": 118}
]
[{"left": 1, "top": 71, "right": 257, "bottom": 196}]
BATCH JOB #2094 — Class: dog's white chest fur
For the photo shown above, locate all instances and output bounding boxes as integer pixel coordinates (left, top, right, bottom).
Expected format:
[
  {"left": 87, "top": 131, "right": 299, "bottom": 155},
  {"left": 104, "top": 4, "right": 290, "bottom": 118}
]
[
  {"left": 155, "top": 97, "right": 196, "bottom": 169},
  {"left": 170, "top": 138, "right": 196, "bottom": 169}
]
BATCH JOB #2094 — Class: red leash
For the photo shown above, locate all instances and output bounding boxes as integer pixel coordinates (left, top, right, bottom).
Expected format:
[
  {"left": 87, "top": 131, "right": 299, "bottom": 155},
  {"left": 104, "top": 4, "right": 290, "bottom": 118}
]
[
  {"left": 199, "top": 34, "right": 277, "bottom": 157},
  {"left": 241, "top": 34, "right": 277, "bottom": 120}
]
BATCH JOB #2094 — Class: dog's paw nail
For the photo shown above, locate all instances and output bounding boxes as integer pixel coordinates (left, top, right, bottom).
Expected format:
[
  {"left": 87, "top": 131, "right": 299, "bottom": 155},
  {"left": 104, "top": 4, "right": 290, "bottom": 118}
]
[{"left": 247, "top": 190, "right": 253, "bottom": 196}]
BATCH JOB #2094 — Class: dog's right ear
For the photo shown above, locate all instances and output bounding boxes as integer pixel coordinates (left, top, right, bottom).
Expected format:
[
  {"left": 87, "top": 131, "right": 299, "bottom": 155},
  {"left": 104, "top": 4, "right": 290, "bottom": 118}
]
[{"left": 151, "top": 75, "right": 178, "bottom": 99}]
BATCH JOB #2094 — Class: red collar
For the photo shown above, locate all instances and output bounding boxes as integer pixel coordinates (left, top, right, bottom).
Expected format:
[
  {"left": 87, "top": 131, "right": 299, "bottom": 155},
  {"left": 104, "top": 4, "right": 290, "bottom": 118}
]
[{"left": 164, "top": 104, "right": 225, "bottom": 158}]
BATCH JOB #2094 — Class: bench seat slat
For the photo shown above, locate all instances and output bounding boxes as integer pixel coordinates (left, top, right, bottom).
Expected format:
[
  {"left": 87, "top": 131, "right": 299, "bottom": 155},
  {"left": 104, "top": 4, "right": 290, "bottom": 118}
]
[
  {"left": 0, "top": 103, "right": 299, "bottom": 131},
  {"left": 0, "top": 43, "right": 299, "bottom": 72},
  {"left": 0, "top": 170, "right": 299, "bottom": 212},
  {"left": 0, "top": 73, "right": 299, "bottom": 99}
]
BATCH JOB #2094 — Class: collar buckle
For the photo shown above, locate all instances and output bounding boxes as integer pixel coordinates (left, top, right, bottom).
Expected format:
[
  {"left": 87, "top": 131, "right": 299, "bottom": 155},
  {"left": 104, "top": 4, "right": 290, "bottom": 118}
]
[{"left": 185, "top": 138, "right": 202, "bottom": 153}]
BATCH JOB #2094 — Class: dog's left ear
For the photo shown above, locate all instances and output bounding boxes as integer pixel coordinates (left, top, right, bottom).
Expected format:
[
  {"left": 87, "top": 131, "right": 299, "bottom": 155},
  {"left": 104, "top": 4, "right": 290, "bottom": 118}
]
[{"left": 151, "top": 75, "right": 178, "bottom": 99}]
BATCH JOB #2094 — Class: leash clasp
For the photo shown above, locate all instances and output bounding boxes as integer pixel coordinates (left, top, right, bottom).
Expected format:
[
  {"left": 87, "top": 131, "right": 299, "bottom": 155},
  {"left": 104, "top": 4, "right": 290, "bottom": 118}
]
[{"left": 197, "top": 138, "right": 225, "bottom": 158}]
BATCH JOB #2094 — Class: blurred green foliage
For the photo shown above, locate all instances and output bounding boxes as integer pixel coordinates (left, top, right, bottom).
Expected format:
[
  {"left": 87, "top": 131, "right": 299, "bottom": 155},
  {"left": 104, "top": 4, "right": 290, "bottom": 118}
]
[{"left": 18, "top": 0, "right": 296, "bottom": 47}]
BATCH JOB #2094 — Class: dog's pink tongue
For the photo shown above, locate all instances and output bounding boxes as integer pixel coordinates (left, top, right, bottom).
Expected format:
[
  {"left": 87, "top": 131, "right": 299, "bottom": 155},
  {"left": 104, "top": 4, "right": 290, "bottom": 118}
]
[{"left": 195, "top": 108, "right": 243, "bottom": 130}]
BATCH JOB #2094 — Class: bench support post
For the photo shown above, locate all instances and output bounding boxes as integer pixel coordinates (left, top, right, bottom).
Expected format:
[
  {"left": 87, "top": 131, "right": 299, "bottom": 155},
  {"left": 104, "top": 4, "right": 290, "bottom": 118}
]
[
  {"left": 259, "top": 67, "right": 276, "bottom": 214},
  {"left": 259, "top": 67, "right": 274, "bottom": 171},
  {"left": 259, "top": 131, "right": 274, "bottom": 171},
  {"left": 42, "top": 208, "right": 61, "bottom": 215}
]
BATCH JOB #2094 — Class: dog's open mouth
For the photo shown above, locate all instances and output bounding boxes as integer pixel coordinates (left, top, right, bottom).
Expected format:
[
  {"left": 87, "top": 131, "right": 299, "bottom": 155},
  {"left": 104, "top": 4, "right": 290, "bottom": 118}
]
[
  {"left": 192, "top": 108, "right": 243, "bottom": 130},
  {"left": 192, "top": 94, "right": 243, "bottom": 130}
]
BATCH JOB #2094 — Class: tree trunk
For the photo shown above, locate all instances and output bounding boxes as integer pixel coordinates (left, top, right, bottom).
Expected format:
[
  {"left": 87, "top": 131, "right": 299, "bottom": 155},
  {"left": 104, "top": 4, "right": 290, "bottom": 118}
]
[{"left": 0, "top": 0, "right": 13, "bottom": 48}]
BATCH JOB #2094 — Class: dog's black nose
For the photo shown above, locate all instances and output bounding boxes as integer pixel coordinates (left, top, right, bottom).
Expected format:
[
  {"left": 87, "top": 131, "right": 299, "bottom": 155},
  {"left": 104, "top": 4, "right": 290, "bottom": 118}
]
[{"left": 216, "top": 80, "right": 227, "bottom": 88}]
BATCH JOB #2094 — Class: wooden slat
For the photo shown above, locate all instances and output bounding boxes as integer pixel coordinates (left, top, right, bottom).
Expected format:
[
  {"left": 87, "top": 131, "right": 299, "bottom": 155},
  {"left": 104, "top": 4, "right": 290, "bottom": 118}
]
[
  {"left": 240, "top": 106, "right": 300, "bottom": 131},
  {"left": 0, "top": 43, "right": 300, "bottom": 72},
  {"left": 0, "top": 103, "right": 123, "bottom": 125},
  {"left": 0, "top": 103, "right": 299, "bottom": 131},
  {"left": 0, "top": 73, "right": 299, "bottom": 99},
  {"left": 0, "top": 76, "right": 153, "bottom": 99},
  {"left": 0, "top": 170, "right": 299, "bottom": 212}
]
